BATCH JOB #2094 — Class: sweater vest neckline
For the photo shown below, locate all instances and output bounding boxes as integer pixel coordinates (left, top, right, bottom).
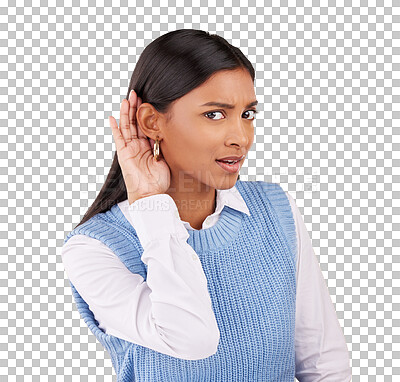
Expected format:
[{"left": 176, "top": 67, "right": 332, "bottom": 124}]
[{"left": 110, "top": 181, "right": 247, "bottom": 253}]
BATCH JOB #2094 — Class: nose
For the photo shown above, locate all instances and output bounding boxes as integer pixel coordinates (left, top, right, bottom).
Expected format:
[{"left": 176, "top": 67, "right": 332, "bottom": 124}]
[{"left": 225, "top": 117, "right": 252, "bottom": 148}]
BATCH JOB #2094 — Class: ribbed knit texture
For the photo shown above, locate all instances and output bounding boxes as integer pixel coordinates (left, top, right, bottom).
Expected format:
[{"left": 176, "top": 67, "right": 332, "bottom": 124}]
[{"left": 63, "top": 180, "right": 298, "bottom": 382}]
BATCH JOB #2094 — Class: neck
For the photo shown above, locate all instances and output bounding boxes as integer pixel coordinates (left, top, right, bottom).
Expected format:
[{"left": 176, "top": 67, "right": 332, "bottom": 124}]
[{"left": 165, "top": 181, "right": 217, "bottom": 230}]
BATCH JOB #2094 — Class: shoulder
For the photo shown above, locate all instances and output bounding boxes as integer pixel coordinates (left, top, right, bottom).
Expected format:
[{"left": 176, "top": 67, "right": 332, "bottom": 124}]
[
  {"left": 61, "top": 234, "right": 120, "bottom": 268},
  {"left": 62, "top": 233, "right": 111, "bottom": 252}
]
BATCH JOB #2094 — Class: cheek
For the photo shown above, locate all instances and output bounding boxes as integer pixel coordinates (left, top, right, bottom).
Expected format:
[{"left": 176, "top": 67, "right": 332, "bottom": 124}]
[
  {"left": 163, "top": 119, "right": 224, "bottom": 171},
  {"left": 173, "top": 125, "right": 215, "bottom": 158},
  {"left": 164, "top": 130, "right": 205, "bottom": 168},
  {"left": 249, "top": 133, "right": 255, "bottom": 148}
]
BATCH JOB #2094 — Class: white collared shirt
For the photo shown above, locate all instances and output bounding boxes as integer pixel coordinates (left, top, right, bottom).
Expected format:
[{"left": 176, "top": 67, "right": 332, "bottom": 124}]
[{"left": 61, "top": 185, "right": 351, "bottom": 380}]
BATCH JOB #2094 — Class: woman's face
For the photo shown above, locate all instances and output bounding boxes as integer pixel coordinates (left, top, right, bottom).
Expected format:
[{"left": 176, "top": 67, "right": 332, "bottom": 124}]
[{"left": 159, "top": 68, "right": 257, "bottom": 192}]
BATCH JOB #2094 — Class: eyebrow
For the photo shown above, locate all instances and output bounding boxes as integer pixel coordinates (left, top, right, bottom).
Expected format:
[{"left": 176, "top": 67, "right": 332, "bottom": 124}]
[{"left": 200, "top": 100, "right": 258, "bottom": 109}]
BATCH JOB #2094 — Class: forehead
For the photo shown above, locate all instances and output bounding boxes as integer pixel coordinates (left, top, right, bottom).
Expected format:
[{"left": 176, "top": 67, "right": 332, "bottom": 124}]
[
  {"left": 199, "top": 69, "right": 254, "bottom": 95},
  {"left": 179, "top": 69, "right": 255, "bottom": 106}
]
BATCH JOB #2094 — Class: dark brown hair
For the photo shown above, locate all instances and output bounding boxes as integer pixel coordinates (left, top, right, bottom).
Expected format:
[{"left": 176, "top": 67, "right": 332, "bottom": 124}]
[{"left": 74, "top": 29, "right": 255, "bottom": 229}]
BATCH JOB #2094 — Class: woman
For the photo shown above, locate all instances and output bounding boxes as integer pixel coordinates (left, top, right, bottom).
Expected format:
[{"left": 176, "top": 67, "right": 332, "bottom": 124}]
[{"left": 61, "top": 29, "right": 351, "bottom": 381}]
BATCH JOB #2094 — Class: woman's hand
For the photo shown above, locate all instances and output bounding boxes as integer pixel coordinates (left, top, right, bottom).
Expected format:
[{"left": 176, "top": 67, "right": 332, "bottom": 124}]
[{"left": 108, "top": 90, "right": 171, "bottom": 204}]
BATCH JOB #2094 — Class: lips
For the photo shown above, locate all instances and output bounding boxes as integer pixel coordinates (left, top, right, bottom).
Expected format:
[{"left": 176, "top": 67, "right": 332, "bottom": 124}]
[
  {"left": 215, "top": 159, "right": 242, "bottom": 174},
  {"left": 216, "top": 155, "right": 245, "bottom": 161}
]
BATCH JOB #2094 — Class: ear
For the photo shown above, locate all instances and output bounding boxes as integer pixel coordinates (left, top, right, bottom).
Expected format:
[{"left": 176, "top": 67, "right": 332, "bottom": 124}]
[{"left": 136, "top": 103, "right": 162, "bottom": 141}]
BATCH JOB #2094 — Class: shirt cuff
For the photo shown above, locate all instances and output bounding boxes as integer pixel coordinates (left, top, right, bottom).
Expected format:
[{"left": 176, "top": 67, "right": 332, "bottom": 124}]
[{"left": 127, "top": 193, "right": 189, "bottom": 248}]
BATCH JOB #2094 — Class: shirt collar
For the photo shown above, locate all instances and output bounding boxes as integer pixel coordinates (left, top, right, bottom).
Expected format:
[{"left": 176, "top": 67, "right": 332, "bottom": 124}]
[
  {"left": 214, "top": 184, "right": 250, "bottom": 217},
  {"left": 119, "top": 184, "right": 251, "bottom": 230},
  {"left": 181, "top": 184, "right": 250, "bottom": 230}
]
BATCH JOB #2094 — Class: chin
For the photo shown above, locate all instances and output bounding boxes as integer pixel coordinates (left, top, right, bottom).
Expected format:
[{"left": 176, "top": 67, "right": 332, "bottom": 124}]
[{"left": 213, "top": 176, "right": 240, "bottom": 190}]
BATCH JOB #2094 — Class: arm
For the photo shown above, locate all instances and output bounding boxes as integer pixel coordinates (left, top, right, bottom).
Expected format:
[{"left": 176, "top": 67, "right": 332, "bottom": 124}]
[
  {"left": 61, "top": 194, "right": 220, "bottom": 361},
  {"left": 285, "top": 192, "right": 352, "bottom": 382}
]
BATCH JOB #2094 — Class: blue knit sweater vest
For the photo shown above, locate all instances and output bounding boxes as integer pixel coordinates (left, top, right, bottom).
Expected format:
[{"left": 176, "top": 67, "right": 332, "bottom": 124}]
[{"left": 63, "top": 180, "right": 298, "bottom": 382}]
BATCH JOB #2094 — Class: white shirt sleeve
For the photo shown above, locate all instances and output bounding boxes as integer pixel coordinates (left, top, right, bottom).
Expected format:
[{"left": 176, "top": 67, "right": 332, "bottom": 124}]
[
  {"left": 285, "top": 191, "right": 352, "bottom": 382},
  {"left": 61, "top": 193, "right": 220, "bottom": 361}
]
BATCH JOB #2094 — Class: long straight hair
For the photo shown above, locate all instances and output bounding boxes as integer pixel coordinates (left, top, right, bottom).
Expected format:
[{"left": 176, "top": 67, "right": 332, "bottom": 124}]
[{"left": 74, "top": 29, "right": 255, "bottom": 229}]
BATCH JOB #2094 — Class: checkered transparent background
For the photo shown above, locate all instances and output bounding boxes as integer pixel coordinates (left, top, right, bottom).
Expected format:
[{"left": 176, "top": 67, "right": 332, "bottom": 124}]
[{"left": 1, "top": 0, "right": 399, "bottom": 381}]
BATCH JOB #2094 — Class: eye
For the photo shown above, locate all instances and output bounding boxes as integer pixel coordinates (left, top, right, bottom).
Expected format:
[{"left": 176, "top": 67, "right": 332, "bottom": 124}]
[
  {"left": 204, "top": 111, "right": 224, "bottom": 120},
  {"left": 243, "top": 109, "right": 259, "bottom": 120},
  {"left": 204, "top": 109, "right": 259, "bottom": 121}
]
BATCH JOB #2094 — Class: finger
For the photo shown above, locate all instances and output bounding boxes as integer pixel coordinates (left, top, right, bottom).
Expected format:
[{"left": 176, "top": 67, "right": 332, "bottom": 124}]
[
  {"left": 108, "top": 116, "right": 126, "bottom": 152},
  {"left": 128, "top": 90, "right": 139, "bottom": 139},
  {"left": 149, "top": 137, "right": 154, "bottom": 149},
  {"left": 120, "top": 98, "right": 132, "bottom": 143},
  {"left": 135, "top": 96, "right": 148, "bottom": 140}
]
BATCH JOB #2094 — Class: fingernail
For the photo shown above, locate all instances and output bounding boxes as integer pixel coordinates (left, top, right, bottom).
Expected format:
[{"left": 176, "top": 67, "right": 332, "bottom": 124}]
[{"left": 129, "top": 89, "right": 133, "bottom": 99}]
